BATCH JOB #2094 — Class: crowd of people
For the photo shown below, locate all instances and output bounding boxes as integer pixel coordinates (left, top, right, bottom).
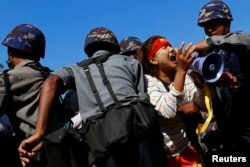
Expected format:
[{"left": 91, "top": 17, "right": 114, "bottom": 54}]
[{"left": 1, "top": 1, "right": 250, "bottom": 167}]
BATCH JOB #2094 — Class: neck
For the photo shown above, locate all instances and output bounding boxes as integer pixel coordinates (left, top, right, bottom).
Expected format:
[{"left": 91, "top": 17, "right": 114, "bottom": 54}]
[
  {"left": 10, "top": 56, "right": 26, "bottom": 67},
  {"left": 157, "top": 70, "right": 175, "bottom": 83}
]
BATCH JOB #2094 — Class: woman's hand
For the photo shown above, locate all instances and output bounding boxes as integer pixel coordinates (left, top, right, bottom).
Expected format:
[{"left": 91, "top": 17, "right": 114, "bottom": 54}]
[
  {"left": 173, "top": 42, "right": 197, "bottom": 92},
  {"left": 176, "top": 42, "right": 196, "bottom": 72},
  {"left": 178, "top": 102, "right": 199, "bottom": 115}
]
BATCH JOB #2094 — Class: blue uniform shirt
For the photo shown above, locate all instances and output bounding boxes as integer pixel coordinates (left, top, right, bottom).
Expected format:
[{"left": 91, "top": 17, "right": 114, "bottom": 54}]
[{"left": 209, "top": 31, "right": 250, "bottom": 128}]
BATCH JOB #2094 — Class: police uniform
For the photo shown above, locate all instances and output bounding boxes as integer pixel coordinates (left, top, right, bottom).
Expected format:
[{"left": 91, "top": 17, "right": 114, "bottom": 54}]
[
  {"left": 198, "top": 1, "right": 250, "bottom": 161},
  {"left": 0, "top": 59, "right": 46, "bottom": 136},
  {"left": 206, "top": 32, "right": 250, "bottom": 152},
  {"left": 0, "top": 24, "right": 50, "bottom": 167},
  {"left": 53, "top": 50, "right": 148, "bottom": 122}
]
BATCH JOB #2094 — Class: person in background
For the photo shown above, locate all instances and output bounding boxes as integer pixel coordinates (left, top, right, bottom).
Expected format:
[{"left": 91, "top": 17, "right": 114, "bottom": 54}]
[
  {"left": 0, "top": 24, "right": 56, "bottom": 167},
  {"left": 63, "top": 89, "right": 79, "bottom": 115},
  {"left": 119, "top": 36, "right": 142, "bottom": 58},
  {"left": 136, "top": 35, "right": 205, "bottom": 167},
  {"left": 18, "top": 27, "right": 167, "bottom": 167},
  {"left": 195, "top": 0, "right": 250, "bottom": 163},
  {"left": 0, "top": 114, "right": 12, "bottom": 138},
  {"left": 0, "top": 114, "right": 13, "bottom": 165}
]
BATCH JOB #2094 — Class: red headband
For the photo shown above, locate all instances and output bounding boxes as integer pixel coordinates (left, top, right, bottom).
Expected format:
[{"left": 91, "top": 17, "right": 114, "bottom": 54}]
[{"left": 148, "top": 38, "right": 172, "bottom": 58}]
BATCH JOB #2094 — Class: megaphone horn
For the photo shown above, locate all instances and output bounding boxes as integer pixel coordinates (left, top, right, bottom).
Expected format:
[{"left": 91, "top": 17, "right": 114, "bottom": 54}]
[{"left": 190, "top": 52, "right": 224, "bottom": 83}]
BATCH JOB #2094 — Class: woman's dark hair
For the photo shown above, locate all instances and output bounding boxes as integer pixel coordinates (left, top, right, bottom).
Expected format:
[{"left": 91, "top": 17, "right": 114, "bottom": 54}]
[{"left": 135, "top": 35, "right": 164, "bottom": 77}]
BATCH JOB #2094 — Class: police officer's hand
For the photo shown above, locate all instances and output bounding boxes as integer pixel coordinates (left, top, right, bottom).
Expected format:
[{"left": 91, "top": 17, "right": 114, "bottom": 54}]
[
  {"left": 18, "top": 134, "right": 43, "bottom": 167},
  {"left": 193, "top": 40, "right": 210, "bottom": 55},
  {"left": 217, "top": 71, "right": 238, "bottom": 91}
]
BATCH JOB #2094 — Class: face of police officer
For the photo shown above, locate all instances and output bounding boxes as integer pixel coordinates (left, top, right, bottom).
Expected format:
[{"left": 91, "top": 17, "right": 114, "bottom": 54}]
[{"left": 203, "top": 19, "right": 230, "bottom": 36}]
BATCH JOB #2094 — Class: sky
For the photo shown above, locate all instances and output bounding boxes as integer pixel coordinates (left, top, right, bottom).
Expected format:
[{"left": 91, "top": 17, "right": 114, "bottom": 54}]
[{"left": 0, "top": 0, "right": 249, "bottom": 71}]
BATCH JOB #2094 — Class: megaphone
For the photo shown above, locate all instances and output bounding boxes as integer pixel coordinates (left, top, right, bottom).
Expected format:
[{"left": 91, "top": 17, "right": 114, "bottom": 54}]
[{"left": 190, "top": 52, "right": 224, "bottom": 83}]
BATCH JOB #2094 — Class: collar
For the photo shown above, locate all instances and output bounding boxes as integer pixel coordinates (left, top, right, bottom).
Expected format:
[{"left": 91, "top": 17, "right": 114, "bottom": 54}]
[
  {"left": 13, "top": 59, "right": 38, "bottom": 69},
  {"left": 92, "top": 50, "right": 111, "bottom": 58}
]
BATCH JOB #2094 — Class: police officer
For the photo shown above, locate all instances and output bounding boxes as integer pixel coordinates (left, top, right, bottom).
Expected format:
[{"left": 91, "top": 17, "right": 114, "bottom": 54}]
[
  {"left": 0, "top": 24, "right": 50, "bottom": 167},
  {"left": 119, "top": 36, "right": 142, "bottom": 59},
  {"left": 194, "top": 0, "right": 250, "bottom": 163}
]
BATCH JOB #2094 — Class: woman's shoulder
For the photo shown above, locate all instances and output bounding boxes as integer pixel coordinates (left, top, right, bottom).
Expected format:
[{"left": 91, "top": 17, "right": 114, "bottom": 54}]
[
  {"left": 145, "top": 74, "right": 157, "bottom": 81},
  {"left": 145, "top": 74, "right": 165, "bottom": 89}
]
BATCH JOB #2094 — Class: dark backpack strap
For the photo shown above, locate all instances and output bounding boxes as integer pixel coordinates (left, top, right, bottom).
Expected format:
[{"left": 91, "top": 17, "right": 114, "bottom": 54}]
[
  {"left": 0, "top": 70, "right": 13, "bottom": 116},
  {"left": 77, "top": 54, "right": 110, "bottom": 67},
  {"left": 2, "top": 70, "right": 11, "bottom": 97},
  {"left": 25, "top": 62, "right": 65, "bottom": 103},
  {"left": 95, "top": 60, "right": 121, "bottom": 106},
  {"left": 1, "top": 70, "right": 23, "bottom": 136},
  {"left": 78, "top": 54, "right": 121, "bottom": 111},
  {"left": 1, "top": 62, "right": 51, "bottom": 107},
  {"left": 83, "top": 64, "right": 105, "bottom": 111},
  {"left": 25, "top": 62, "right": 52, "bottom": 78}
]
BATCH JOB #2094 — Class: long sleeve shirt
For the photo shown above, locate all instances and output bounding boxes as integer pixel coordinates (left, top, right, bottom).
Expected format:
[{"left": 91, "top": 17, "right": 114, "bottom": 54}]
[{"left": 145, "top": 74, "right": 199, "bottom": 157}]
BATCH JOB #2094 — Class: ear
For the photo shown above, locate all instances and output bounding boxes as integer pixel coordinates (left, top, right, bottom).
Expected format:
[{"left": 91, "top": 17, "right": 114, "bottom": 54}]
[
  {"left": 148, "top": 56, "right": 158, "bottom": 65},
  {"left": 7, "top": 47, "right": 15, "bottom": 56}
]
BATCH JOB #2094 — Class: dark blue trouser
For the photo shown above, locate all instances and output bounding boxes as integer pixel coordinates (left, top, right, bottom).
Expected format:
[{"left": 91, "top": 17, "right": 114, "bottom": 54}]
[
  {"left": 139, "top": 138, "right": 168, "bottom": 167},
  {"left": 103, "top": 138, "right": 168, "bottom": 167}
]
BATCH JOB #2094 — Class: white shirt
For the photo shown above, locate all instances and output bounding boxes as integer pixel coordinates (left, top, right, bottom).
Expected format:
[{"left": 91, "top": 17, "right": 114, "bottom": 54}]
[{"left": 145, "top": 74, "right": 201, "bottom": 157}]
